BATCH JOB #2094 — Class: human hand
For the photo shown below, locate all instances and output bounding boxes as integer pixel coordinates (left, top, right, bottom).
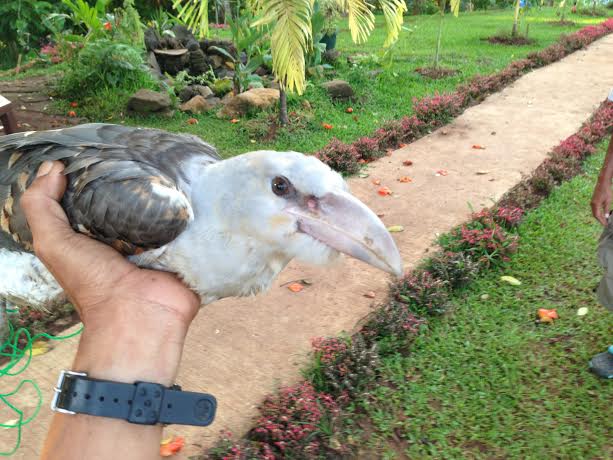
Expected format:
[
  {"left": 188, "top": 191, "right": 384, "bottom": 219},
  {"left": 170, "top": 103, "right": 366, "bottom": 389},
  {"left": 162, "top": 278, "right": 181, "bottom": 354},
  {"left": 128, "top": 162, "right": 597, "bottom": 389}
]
[
  {"left": 591, "top": 177, "right": 612, "bottom": 227},
  {"left": 21, "top": 161, "right": 201, "bottom": 386}
]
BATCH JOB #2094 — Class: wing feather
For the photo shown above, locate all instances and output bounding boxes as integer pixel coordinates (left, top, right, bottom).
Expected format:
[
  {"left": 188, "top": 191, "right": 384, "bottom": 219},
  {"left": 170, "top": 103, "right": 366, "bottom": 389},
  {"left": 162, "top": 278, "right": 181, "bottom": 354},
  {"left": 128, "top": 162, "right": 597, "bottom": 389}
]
[{"left": 0, "top": 123, "right": 219, "bottom": 254}]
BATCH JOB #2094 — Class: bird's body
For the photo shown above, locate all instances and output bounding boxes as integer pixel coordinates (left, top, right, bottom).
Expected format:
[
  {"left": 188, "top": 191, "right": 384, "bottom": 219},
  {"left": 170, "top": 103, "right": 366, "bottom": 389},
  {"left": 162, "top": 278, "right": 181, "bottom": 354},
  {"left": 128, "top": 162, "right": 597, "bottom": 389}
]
[{"left": 0, "top": 123, "right": 402, "bottom": 320}]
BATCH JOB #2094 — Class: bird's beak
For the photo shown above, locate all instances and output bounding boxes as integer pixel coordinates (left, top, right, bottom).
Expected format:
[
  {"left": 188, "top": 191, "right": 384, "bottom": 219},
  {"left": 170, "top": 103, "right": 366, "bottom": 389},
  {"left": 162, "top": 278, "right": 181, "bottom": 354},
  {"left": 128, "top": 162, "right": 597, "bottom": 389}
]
[{"left": 286, "top": 191, "right": 403, "bottom": 277}]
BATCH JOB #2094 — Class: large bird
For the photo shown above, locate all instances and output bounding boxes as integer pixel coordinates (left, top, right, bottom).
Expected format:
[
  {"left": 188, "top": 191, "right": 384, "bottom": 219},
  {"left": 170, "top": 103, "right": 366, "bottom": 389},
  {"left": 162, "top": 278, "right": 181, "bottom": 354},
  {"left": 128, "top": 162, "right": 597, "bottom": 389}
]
[{"left": 0, "top": 123, "right": 402, "bottom": 320}]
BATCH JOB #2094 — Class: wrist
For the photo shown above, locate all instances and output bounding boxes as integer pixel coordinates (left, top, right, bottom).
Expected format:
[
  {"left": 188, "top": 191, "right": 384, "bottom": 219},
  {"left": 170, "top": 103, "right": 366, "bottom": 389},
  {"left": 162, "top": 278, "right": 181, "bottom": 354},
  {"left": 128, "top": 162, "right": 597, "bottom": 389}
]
[{"left": 73, "top": 324, "right": 186, "bottom": 386}]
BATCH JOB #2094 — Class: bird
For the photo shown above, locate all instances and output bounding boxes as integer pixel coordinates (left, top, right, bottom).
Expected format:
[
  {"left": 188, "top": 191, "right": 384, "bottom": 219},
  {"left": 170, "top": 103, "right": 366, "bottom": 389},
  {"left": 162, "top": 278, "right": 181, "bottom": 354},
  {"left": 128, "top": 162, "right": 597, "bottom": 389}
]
[{"left": 0, "top": 123, "right": 402, "bottom": 322}]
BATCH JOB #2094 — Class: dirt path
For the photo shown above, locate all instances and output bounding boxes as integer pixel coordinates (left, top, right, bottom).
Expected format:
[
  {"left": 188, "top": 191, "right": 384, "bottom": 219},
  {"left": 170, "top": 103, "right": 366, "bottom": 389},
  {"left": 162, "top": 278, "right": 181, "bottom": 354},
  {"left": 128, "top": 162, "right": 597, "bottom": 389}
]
[
  {"left": 0, "top": 75, "right": 81, "bottom": 133},
  {"left": 1, "top": 35, "right": 612, "bottom": 459}
]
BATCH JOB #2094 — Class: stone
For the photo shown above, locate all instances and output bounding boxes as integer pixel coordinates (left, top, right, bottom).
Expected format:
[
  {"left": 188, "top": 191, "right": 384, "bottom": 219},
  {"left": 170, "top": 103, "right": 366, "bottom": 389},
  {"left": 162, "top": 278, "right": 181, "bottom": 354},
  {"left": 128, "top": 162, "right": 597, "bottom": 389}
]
[
  {"left": 201, "top": 39, "right": 237, "bottom": 59},
  {"left": 180, "top": 95, "right": 220, "bottom": 113},
  {"left": 210, "top": 55, "right": 224, "bottom": 69},
  {"left": 146, "top": 51, "right": 162, "bottom": 80},
  {"left": 218, "top": 88, "right": 280, "bottom": 118},
  {"left": 127, "top": 89, "right": 172, "bottom": 114},
  {"left": 189, "top": 48, "right": 208, "bottom": 75},
  {"left": 178, "top": 84, "right": 213, "bottom": 103},
  {"left": 321, "top": 79, "right": 354, "bottom": 101},
  {"left": 323, "top": 49, "right": 341, "bottom": 63},
  {"left": 215, "top": 68, "right": 235, "bottom": 79},
  {"left": 171, "top": 24, "right": 197, "bottom": 48},
  {"left": 196, "top": 85, "right": 213, "bottom": 98},
  {"left": 144, "top": 28, "right": 161, "bottom": 51},
  {"left": 154, "top": 48, "right": 190, "bottom": 75}
]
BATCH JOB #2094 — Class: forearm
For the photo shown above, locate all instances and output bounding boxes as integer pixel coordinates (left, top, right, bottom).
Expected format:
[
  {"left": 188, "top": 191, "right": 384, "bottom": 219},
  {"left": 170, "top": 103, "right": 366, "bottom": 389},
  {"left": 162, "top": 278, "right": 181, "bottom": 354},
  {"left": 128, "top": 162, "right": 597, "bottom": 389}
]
[
  {"left": 597, "top": 134, "right": 613, "bottom": 183},
  {"left": 40, "top": 306, "right": 189, "bottom": 460}
]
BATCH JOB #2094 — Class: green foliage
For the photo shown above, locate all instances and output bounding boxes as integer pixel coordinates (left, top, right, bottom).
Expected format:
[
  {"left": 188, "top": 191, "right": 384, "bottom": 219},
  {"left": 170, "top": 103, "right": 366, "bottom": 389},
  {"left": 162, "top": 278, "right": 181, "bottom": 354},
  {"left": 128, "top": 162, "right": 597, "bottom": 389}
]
[
  {"left": 61, "top": 0, "right": 110, "bottom": 38},
  {"left": 172, "top": 68, "right": 216, "bottom": 93},
  {"left": 211, "top": 77, "right": 233, "bottom": 96},
  {"left": 58, "top": 38, "right": 155, "bottom": 97},
  {"left": 0, "top": 0, "right": 56, "bottom": 67},
  {"left": 112, "top": 0, "right": 145, "bottom": 47}
]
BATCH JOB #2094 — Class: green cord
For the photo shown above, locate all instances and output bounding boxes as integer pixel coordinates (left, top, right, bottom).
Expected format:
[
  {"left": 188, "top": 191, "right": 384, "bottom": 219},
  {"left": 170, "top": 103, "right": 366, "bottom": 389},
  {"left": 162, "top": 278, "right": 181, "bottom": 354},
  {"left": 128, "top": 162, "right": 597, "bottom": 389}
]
[{"left": 1, "top": 319, "right": 83, "bottom": 456}]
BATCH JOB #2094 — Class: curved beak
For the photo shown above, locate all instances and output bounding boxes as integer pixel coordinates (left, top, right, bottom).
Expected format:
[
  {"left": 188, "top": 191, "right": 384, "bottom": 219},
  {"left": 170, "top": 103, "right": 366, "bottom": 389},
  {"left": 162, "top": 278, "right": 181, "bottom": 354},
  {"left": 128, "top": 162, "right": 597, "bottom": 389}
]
[{"left": 286, "top": 191, "right": 404, "bottom": 277}]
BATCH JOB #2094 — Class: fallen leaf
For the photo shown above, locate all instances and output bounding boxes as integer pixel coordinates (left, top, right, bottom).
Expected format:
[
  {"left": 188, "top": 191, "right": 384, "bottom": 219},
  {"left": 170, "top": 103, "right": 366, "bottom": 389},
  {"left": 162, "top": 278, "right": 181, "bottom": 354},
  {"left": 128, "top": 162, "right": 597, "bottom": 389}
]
[
  {"left": 70, "top": 102, "right": 78, "bottom": 108},
  {"left": 301, "top": 279, "right": 312, "bottom": 285},
  {"left": 500, "top": 275, "right": 521, "bottom": 286},
  {"left": 364, "top": 291, "right": 376, "bottom": 299},
  {"left": 385, "top": 149, "right": 393, "bottom": 157},
  {"left": 67, "top": 111, "right": 76, "bottom": 117},
  {"left": 372, "top": 179, "right": 381, "bottom": 185},
  {"left": 30, "top": 340, "right": 51, "bottom": 357},
  {"left": 472, "top": 144, "right": 486, "bottom": 150},
  {"left": 160, "top": 435, "right": 185, "bottom": 457},
  {"left": 397, "top": 176, "right": 412, "bottom": 183},
  {"left": 537, "top": 308, "right": 558, "bottom": 323},
  {"left": 186, "top": 118, "right": 198, "bottom": 125},
  {"left": 387, "top": 225, "right": 404, "bottom": 232},
  {"left": 376, "top": 213, "right": 385, "bottom": 218},
  {"left": 346, "top": 107, "right": 353, "bottom": 113},
  {"left": 441, "top": 129, "right": 449, "bottom": 135},
  {"left": 402, "top": 160, "right": 413, "bottom": 166},
  {"left": 287, "top": 282, "right": 304, "bottom": 293},
  {"left": 480, "top": 294, "right": 490, "bottom": 301},
  {"left": 230, "top": 118, "right": 240, "bottom": 123},
  {"left": 491, "top": 131, "right": 497, "bottom": 135},
  {"left": 358, "top": 173, "right": 369, "bottom": 178},
  {"left": 399, "top": 143, "right": 407, "bottom": 148},
  {"left": 377, "top": 186, "right": 392, "bottom": 196},
  {"left": 358, "top": 159, "right": 366, "bottom": 164},
  {"left": 352, "top": 115, "right": 359, "bottom": 122},
  {"left": 435, "top": 169, "right": 448, "bottom": 176},
  {"left": 2, "top": 418, "right": 19, "bottom": 428},
  {"left": 322, "top": 123, "right": 333, "bottom": 130},
  {"left": 476, "top": 171, "right": 489, "bottom": 175},
  {"left": 577, "top": 307, "right": 588, "bottom": 316}
]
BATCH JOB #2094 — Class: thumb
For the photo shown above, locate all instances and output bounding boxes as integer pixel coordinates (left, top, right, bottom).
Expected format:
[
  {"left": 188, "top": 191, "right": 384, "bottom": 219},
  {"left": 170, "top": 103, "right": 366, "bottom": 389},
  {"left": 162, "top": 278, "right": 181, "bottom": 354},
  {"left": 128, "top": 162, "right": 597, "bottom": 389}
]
[{"left": 21, "top": 161, "right": 71, "bottom": 246}]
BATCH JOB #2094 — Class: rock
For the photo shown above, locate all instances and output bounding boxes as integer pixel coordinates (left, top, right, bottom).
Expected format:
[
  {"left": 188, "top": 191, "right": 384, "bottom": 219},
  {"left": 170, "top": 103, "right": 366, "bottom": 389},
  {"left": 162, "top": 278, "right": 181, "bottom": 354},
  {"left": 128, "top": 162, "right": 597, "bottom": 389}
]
[
  {"left": 154, "top": 48, "right": 190, "bottom": 75},
  {"left": 146, "top": 51, "right": 162, "bottom": 79},
  {"left": 215, "top": 68, "right": 235, "bottom": 79},
  {"left": 219, "top": 88, "right": 280, "bottom": 118},
  {"left": 196, "top": 85, "right": 213, "bottom": 98},
  {"left": 323, "top": 49, "right": 341, "bottom": 63},
  {"left": 180, "top": 95, "right": 219, "bottom": 114},
  {"left": 189, "top": 48, "right": 208, "bottom": 75},
  {"left": 144, "top": 28, "right": 161, "bottom": 51},
  {"left": 255, "top": 66, "right": 269, "bottom": 77},
  {"left": 210, "top": 55, "right": 225, "bottom": 69},
  {"left": 201, "top": 39, "right": 237, "bottom": 59},
  {"left": 171, "top": 24, "right": 197, "bottom": 48},
  {"left": 127, "top": 89, "right": 172, "bottom": 115},
  {"left": 321, "top": 79, "right": 354, "bottom": 101},
  {"left": 186, "top": 38, "right": 200, "bottom": 52}
]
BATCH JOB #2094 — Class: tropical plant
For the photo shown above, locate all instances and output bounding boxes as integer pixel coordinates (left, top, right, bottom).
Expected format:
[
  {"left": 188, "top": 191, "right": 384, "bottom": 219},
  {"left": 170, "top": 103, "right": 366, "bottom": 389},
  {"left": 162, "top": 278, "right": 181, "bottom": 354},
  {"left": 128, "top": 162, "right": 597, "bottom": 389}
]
[
  {"left": 61, "top": 0, "right": 111, "bottom": 39},
  {"left": 433, "top": 0, "right": 460, "bottom": 68}
]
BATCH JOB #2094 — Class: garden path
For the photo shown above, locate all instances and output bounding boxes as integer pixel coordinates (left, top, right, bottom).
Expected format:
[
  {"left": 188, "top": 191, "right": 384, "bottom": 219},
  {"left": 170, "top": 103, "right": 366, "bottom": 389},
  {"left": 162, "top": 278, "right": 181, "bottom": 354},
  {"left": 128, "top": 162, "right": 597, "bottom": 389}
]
[
  {"left": 0, "top": 75, "right": 81, "bottom": 134},
  {"left": 1, "top": 34, "right": 612, "bottom": 459}
]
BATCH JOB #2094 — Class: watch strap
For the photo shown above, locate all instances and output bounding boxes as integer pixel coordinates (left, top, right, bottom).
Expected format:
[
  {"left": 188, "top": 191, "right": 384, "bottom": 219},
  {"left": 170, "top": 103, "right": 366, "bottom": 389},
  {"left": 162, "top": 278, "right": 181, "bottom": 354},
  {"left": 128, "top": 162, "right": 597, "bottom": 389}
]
[{"left": 52, "top": 371, "right": 216, "bottom": 426}]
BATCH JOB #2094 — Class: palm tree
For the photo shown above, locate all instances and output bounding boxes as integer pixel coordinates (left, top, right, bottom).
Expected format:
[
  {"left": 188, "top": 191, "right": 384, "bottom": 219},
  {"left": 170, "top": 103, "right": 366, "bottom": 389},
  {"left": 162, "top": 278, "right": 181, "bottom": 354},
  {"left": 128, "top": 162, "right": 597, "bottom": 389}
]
[
  {"left": 173, "top": 0, "right": 407, "bottom": 123},
  {"left": 511, "top": 0, "right": 521, "bottom": 38},
  {"left": 433, "top": 0, "right": 460, "bottom": 69}
]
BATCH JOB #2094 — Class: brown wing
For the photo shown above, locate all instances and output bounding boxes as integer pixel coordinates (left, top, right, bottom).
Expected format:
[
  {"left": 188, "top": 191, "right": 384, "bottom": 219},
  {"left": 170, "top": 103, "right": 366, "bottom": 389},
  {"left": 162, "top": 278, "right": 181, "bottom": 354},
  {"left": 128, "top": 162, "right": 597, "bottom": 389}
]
[{"left": 0, "top": 123, "right": 220, "bottom": 254}]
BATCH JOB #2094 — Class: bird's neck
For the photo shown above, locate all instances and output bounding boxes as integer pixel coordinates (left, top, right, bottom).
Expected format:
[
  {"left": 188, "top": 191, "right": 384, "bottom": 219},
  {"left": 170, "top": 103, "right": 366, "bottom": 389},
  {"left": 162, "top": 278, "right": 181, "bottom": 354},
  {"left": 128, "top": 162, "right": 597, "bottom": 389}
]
[{"left": 160, "top": 160, "right": 291, "bottom": 304}]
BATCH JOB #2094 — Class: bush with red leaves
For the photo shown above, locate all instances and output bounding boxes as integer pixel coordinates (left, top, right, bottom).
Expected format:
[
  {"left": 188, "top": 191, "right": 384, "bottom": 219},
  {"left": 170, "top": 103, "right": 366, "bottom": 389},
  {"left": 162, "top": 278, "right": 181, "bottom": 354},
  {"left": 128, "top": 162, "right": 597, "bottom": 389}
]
[{"left": 315, "top": 139, "right": 361, "bottom": 175}]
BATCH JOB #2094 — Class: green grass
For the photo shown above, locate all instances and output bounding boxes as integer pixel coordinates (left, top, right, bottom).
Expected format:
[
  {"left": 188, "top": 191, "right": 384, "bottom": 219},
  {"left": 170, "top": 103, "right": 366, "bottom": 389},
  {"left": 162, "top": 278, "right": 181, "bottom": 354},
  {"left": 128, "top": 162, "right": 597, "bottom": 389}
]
[
  {"left": 7, "top": 7, "right": 609, "bottom": 158},
  {"left": 341, "top": 144, "right": 613, "bottom": 459}
]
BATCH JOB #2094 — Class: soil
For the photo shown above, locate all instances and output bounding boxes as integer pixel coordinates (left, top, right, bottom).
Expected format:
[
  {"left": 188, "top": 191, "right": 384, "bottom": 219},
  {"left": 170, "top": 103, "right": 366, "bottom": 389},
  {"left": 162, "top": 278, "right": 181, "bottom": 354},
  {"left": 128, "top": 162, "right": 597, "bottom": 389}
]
[
  {"left": 487, "top": 35, "right": 536, "bottom": 45},
  {"left": 415, "top": 66, "right": 459, "bottom": 79},
  {"left": 548, "top": 20, "right": 577, "bottom": 26},
  {"left": 0, "top": 75, "right": 83, "bottom": 133},
  {"left": 1, "top": 33, "right": 612, "bottom": 460}
]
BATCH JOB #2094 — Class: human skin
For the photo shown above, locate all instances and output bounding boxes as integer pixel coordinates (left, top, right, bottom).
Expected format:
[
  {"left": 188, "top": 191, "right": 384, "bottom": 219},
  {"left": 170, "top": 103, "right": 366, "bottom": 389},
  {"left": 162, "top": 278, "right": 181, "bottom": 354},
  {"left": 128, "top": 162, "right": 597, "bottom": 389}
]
[
  {"left": 20, "top": 161, "right": 200, "bottom": 460},
  {"left": 591, "top": 134, "right": 613, "bottom": 226}
]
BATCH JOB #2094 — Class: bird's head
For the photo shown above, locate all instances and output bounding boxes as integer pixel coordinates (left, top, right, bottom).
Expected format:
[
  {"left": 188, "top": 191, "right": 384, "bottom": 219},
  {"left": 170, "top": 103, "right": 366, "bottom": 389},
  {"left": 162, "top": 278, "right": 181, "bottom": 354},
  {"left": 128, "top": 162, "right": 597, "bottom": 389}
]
[{"left": 199, "top": 150, "right": 403, "bottom": 277}]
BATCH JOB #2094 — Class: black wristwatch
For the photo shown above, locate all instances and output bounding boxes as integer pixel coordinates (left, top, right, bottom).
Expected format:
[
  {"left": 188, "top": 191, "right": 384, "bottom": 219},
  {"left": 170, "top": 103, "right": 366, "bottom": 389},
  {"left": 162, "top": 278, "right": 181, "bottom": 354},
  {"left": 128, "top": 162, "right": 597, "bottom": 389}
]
[{"left": 51, "top": 370, "right": 216, "bottom": 426}]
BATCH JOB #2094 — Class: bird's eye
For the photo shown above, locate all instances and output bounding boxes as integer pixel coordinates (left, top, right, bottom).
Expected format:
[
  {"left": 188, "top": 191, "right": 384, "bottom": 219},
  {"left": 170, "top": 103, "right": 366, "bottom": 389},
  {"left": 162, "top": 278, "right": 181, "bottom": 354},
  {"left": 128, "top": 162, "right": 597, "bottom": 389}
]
[{"left": 271, "top": 176, "right": 292, "bottom": 197}]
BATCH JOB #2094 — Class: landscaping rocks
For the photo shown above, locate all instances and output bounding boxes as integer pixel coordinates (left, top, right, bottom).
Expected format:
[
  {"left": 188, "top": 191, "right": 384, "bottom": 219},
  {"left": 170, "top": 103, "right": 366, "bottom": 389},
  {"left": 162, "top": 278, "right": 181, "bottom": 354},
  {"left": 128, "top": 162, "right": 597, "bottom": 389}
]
[
  {"left": 127, "top": 89, "right": 172, "bottom": 116},
  {"left": 219, "top": 88, "right": 280, "bottom": 118},
  {"left": 180, "top": 95, "right": 220, "bottom": 114},
  {"left": 321, "top": 79, "right": 355, "bottom": 101},
  {"left": 178, "top": 84, "right": 214, "bottom": 103}
]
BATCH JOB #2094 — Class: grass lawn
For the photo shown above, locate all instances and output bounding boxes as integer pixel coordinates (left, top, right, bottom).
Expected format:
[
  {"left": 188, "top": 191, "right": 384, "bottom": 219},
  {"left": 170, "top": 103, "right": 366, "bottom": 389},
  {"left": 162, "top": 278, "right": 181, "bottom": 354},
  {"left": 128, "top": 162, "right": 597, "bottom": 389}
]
[
  {"left": 340, "top": 143, "right": 613, "bottom": 459},
  {"left": 9, "top": 7, "right": 607, "bottom": 158}
]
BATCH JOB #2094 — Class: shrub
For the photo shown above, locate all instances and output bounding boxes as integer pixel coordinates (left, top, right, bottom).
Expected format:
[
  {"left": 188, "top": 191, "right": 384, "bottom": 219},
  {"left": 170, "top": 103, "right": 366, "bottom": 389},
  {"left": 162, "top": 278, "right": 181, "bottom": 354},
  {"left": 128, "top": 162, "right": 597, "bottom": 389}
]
[
  {"left": 442, "top": 212, "right": 518, "bottom": 268},
  {"left": 553, "top": 134, "right": 596, "bottom": 160},
  {"left": 308, "top": 335, "right": 379, "bottom": 399},
  {"left": 391, "top": 271, "right": 450, "bottom": 316},
  {"left": 494, "top": 206, "right": 525, "bottom": 229},
  {"left": 315, "top": 139, "right": 361, "bottom": 175},
  {"left": 544, "top": 156, "right": 582, "bottom": 183},
  {"left": 423, "top": 251, "right": 481, "bottom": 289},
  {"left": 58, "top": 39, "right": 156, "bottom": 97},
  {"left": 352, "top": 136, "right": 384, "bottom": 162},
  {"left": 412, "top": 93, "right": 462, "bottom": 126},
  {"left": 399, "top": 115, "right": 428, "bottom": 141},
  {"left": 362, "top": 300, "right": 426, "bottom": 352},
  {"left": 248, "top": 382, "right": 341, "bottom": 457}
]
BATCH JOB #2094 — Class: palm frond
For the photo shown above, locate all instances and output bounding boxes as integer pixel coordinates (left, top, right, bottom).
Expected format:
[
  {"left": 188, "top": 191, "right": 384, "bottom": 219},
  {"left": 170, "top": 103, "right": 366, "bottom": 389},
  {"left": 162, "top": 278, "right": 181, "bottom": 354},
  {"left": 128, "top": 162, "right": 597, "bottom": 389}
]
[
  {"left": 379, "top": 0, "right": 406, "bottom": 47},
  {"left": 253, "top": 0, "right": 313, "bottom": 94},
  {"left": 450, "top": 0, "right": 461, "bottom": 17},
  {"left": 339, "top": 0, "right": 375, "bottom": 44},
  {"left": 172, "top": 0, "right": 209, "bottom": 38}
]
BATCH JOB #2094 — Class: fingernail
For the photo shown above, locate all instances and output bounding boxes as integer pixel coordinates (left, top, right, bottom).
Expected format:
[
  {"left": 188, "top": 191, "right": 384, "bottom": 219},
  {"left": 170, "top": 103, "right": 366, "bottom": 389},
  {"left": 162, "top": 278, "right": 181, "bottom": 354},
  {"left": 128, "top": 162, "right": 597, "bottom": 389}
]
[{"left": 37, "top": 161, "right": 53, "bottom": 177}]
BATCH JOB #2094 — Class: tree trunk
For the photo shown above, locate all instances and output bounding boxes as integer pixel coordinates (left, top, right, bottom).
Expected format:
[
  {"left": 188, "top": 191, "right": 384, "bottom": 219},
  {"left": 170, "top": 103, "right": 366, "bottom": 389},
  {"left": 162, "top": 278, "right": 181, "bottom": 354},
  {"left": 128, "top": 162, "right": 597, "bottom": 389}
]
[
  {"left": 413, "top": 0, "right": 421, "bottom": 15},
  {"left": 434, "top": 7, "right": 444, "bottom": 69},
  {"left": 279, "top": 87, "right": 289, "bottom": 126},
  {"left": 223, "top": 0, "right": 231, "bottom": 23},
  {"left": 511, "top": 0, "right": 521, "bottom": 37}
]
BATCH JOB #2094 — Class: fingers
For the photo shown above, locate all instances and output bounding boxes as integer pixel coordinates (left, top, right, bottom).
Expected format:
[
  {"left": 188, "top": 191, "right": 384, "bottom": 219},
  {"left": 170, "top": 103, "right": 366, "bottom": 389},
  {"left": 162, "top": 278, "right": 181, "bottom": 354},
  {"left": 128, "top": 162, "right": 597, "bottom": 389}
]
[{"left": 592, "top": 200, "right": 607, "bottom": 226}]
